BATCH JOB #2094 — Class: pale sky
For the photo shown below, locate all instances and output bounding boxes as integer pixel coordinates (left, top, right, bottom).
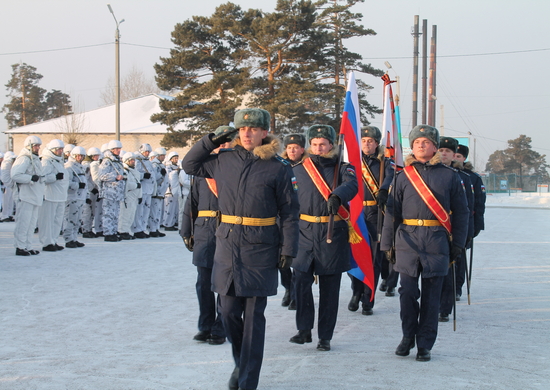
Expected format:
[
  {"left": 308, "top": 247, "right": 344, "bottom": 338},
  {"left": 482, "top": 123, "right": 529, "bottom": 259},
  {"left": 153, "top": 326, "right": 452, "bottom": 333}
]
[{"left": 1, "top": 0, "right": 549, "bottom": 171}]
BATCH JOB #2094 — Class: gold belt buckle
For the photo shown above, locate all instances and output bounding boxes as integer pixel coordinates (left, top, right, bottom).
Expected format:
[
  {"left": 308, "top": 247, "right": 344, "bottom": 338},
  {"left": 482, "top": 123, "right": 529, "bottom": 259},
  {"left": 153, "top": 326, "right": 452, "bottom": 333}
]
[
  {"left": 235, "top": 216, "right": 243, "bottom": 225},
  {"left": 315, "top": 216, "right": 321, "bottom": 223},
  {"left": 210, "top": 211, "right": 217, "bottom": 217},
  {"left": 417, "top": 219, "right": 424, "bottom": 226}
]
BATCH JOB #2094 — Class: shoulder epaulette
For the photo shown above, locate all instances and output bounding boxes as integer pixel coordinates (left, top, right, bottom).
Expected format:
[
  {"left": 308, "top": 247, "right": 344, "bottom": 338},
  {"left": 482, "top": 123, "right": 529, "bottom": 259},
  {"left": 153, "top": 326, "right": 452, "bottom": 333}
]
[{"left": 275, "top": 155, "right": 290, "bottom": 165}]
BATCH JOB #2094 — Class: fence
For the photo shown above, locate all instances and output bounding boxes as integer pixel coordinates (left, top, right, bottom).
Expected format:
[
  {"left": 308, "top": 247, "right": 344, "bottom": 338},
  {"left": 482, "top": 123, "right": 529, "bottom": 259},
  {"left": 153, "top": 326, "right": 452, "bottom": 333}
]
[{"left": 480, "top": 173, "right": 549, "bottom": 193}]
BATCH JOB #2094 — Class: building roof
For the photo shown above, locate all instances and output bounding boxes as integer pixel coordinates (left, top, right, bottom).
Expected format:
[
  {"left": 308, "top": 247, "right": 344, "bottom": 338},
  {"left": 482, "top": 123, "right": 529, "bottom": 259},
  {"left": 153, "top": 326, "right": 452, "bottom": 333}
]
[{"left": 3, "top": 94, "right": 191, "bottom": 135}]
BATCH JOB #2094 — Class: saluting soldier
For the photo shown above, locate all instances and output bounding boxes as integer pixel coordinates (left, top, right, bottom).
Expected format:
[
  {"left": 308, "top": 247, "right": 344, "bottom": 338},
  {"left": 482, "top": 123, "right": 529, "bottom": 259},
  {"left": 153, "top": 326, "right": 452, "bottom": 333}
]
[
  {"left": 180, "top": 126, "right": 236, "bottom": 346},
  {"left": 182, "top": 108, "right": 299, "bottom": 390},
  {"left": 381, "top": 125, "right": 469, "bottom": 362},
  {"left": 347, "top": 126, "right": 395, "bottom": 316},
  {"left": 289, "top": 125, "right": 358, "bottom": 352},
  {"left": 279, "top": 133, "right": 307, "bottom": 309},
  {"left": 455, "top": 143, "right": 486, "bottom": 296},
  {"left": 437, "top": 137, "right": 474, "bottom": 322}
]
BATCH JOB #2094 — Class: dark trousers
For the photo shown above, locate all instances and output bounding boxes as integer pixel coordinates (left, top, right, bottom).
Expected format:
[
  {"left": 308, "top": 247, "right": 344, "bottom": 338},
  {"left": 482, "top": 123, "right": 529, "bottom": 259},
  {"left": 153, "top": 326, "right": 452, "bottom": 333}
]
[
  {"left": 455, "top": 249, "right": 467, "bottom": 296},
  {"left": 294, "top": 265, "right": 342, "bottom": 340},
  {"left": 399, "top": 272, "right": 444, "bottom": 350},
  {"left": 440, "top": 262, "right": 457, "bottom": 315},
  {"left": 196, "top": 266, "right": 225, "bottom": 337},
  {"left": 279, "top": 268, "right": 295, "bottom": 300},
  {"left": 381, "top": 256, "right": 400, "bottom": 289},
  {"left": 219, "top": 290, "right": 267, "bottom": 390},
  {"left": 350, "top": 249, "right": 383, "bottom": 309}
]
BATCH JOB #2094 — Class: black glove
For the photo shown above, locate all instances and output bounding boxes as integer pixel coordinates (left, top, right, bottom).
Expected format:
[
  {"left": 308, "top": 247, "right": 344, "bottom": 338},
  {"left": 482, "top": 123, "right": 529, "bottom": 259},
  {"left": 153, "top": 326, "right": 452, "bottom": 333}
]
[
  {"left": 160, "top": 168, "right": 167, "bottom": 176},
  {"left": 91, "top": 188, "right": 99, "bottom": 195},
  {"left": 56, "top": 172, "right": 64, "bottom": 180},
  {"left": 31, "top": 174, "right": 40, "bottom": 182},
  {"left": 137, "top": 183, "right": 141, "bottom": 189},
  {"left": 86, "top": 198, "right": 92, "bottom": 204},
  {"left": 79, "top": 182, "right": 86, "bottom": 189},
  {"left": 144, "top": 172, "right": 151, "bottom": 179},
  {"left": 377, "top": 189, "right": 388, "bottom": 208},
  {"left": 278, "top": 255, "right": 293, "bottom": 270},
  {"left": 183, "top": 236, "right": 194, "bottom": 252},
  {"left": 474, "top": 229, "right": 481, "bottom": 238},
  {"left": 211, "top": 127, "right": 239, "bottom": 146},
  {"left": 138, "top": 198, "right": 143, "bottom": 205},
  {"left": 450, "top": 245, "right": 463, "bottom": 263},
  {"left": 385, "top": 247, "right": 396, "bottom": 264},
  {"left": 327, "top": 194, "right": 341, "bottom": 215}
]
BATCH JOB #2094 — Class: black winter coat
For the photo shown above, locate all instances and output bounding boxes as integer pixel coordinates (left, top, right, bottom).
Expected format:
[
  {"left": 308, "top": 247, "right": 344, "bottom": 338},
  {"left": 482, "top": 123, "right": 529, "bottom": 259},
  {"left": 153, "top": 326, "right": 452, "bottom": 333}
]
[
  {"left": 361, "top": 149, "right": 394, "bottom": 239},
  {"left": 180, "top": 176, "right": 218, "bottom": 269},
  {"left": 292, "top": 148, "right": 358, "bottom": 275},
  {"left": 464, "top": 162, "right": 486, "bottom": 233},
  {"left": 181, "top": 134, "right": 300, "bottom": 297},
  {"left": 380, "top": 153, "right": 469, "bottom": 278}
]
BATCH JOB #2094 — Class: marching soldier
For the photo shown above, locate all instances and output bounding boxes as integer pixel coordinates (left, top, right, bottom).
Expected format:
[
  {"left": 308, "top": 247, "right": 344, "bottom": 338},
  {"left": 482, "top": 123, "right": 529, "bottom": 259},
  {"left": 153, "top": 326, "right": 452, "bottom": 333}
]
[
  {"left": 381, "top": 125, "right": 469, "bottom": 361},
  {"left": 133, "top": 144, "right": 156, "bottom": 238},
  {"left": 180, "top": 126, "right": 236, "bottom": 346},
  {"left": 289, "top": 125, "right": 358, "bottom": 352},
  {"left": 148, "top": 148, "right": 168, "bottom": 237},
  {"left": 279, "top": 133, "right": 307, "bottom": 309},
  {"left": 38, "top": 139, "right": 69, "bottom": 251},
  {"left": 182, "top": 108, "right": 299, "bottom": 390},
  {"left": 119, "top": 153, "right": 142, "bottom": 240},
  {"left": 437, "top": 137, "right": 474, "bottom": 322},
  {"left": 347, "top": 126, "right": 395, "bottom": 316},
  {"left": 98, "top": 140, "right": 126, "bottom": 242},
  {"left": 11, "top": 136, "right": 46, "bottom": 255},
  {"left": 64, "top": 146, "right": 88, "bottom": 248},
  {"left": 455, "top": 144, "right": 486, "bottom": 296}
]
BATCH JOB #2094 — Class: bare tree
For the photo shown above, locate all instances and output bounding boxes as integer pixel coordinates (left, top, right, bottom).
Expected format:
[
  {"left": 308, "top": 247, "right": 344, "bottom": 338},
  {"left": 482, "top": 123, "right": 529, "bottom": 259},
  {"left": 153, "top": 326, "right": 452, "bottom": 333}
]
[
  {"left": 55, "top": 99, "right": 88, "bottom": 145},
  {"left": 100, "top": 65, "right": 161, "bottom": 105}
]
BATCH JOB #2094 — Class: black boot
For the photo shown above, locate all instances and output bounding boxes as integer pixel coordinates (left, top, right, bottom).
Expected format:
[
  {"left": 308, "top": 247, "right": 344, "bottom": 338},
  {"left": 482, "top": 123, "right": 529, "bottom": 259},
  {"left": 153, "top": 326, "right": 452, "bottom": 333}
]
[
  {"left": 348, "top": 294, "right": 361, "bottom": 312},
  {"left": 228, "top": 366, "right": 239, "bottom": 390},
  {"left": 281, "top": 289, "right": 291, "bottom": 307},
  {"left": 289, "top": 330, "right": 312, "bottom": 344},
  {"left": 317, "top": 339, "right": 331, "bottom": 351},
  {"left": 395, "top": 337, "right": 415, "bottom": 356},
  {"left": 416, "top": 347, "right": 431, "bottom": 361}
]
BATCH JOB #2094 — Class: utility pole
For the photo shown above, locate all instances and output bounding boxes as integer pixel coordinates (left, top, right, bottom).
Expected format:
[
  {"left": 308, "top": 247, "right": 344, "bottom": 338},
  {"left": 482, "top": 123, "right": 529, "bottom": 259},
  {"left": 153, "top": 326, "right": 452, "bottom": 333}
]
[
  {"left": 411, "top": 15, "right": 420, "bottom": 127},
  {"left": 428, "top": 25, "right": 437, "bottom": 126},
  {"left": 108, "top": 4, "right": 124, "bottom": 141},
  {"left": 440, "top": 104, "right": 444, "bottom": 135},
  {"left": 422, "top": 19, "right": 428, "bottom": 125}
]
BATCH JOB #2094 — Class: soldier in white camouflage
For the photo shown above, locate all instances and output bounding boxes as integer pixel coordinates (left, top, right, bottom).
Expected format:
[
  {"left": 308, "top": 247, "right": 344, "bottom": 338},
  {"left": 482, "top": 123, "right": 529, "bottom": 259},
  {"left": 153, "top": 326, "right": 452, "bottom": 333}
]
[
  {"left": 132, "top": 143, "right": 156, "bottom": 238},
  {"left": 64, "top": 146, "right": 88, "bottom": 248},
  {"left": 147, "top": 148, "right": 168, "bottom": 237}
]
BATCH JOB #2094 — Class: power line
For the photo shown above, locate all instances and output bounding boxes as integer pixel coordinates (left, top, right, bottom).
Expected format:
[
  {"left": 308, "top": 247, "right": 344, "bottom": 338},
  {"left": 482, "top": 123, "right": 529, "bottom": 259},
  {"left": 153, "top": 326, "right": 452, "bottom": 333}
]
[
  {"left": 364, "top": 47, "right": 550, "bottom": 60},
  {"left": 0, "top": 43, "right": 112, "bottom": 56}
]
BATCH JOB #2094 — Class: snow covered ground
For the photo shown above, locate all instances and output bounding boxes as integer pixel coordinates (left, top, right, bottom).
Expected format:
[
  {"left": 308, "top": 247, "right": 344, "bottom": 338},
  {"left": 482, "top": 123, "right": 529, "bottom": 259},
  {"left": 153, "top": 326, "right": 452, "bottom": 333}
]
[{"left": 1, "top": 194, "right": 549, "bottom": 389}]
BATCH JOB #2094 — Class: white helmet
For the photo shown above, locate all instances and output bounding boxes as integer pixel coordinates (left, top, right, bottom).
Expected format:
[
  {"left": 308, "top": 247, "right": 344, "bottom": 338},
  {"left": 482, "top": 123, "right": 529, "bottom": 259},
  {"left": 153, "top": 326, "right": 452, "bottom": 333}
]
[
  {"left": 63, "top": 144, "right": 75, "bottom": 154},
  {"left": 100, "top": 143, "right": 109, "bottom": 153},
  {"left": 87, "top": 147, "right": 101, "bottom": 156},
  {"left": 4, "top": 151, "right": 16, "bottom": 160},
  {"left": 150, "top": 151, "right": 158, "bottom": 158},
  {"left": 47, "top": 139, "right": 65, "bottom": 150},
  {"left": 24, "top": 135, "right": 42, "bottom": 148},
  {"left": 122, "top": 152, "right": 135, "bottom": 163},
  {"left": 107, "top": 140, "right": 123, "bottom": 150},
  {"left": 71, "top": 146, "right": 86, "bottom": 156},
  {"left": 154, "top": 147, "right": 166, "bottom": 156},
  {"left": 139, "top": 143, "right": 152, "bottom": 152},
  {"left": 166, "top": 151, "right": 179, "bottom": 161}
]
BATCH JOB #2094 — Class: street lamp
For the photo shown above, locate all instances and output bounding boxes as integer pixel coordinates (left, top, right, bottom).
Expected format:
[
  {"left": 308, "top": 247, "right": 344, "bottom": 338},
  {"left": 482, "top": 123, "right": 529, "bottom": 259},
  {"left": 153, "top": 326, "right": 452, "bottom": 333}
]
[{"left": 107, "top": 4, "right": 124, "bottom": 141}]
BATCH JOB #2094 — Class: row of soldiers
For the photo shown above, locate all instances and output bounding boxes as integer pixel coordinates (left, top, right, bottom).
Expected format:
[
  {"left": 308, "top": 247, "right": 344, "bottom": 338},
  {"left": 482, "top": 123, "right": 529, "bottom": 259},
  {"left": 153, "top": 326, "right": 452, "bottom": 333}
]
[
  {"left": 4, "top": 137, "right": 190, "bottom": 256},
  {"left": 178, "top": 108, "right": 485, "bottom": 390}
]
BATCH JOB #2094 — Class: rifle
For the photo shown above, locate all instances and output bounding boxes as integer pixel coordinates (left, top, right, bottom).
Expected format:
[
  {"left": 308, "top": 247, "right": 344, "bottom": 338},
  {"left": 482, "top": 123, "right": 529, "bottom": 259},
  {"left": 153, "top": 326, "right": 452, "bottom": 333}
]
[{"left": 326, "top": 134, "right": 345, "bottom": 244}]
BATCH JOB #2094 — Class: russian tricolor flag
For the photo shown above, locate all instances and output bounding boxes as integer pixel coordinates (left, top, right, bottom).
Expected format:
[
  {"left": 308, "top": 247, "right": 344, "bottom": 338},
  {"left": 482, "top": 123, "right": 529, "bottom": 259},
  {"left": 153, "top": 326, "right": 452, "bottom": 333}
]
[{"left": 340, "top": 72, "right": 375, "bottom": 299}]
